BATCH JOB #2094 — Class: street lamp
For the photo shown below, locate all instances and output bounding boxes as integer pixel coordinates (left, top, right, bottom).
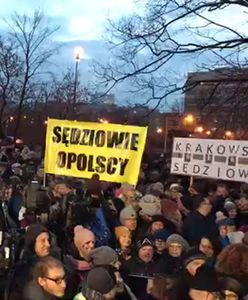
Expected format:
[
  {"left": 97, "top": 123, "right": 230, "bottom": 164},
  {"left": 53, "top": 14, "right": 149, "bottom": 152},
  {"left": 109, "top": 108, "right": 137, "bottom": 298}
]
[
  {"left": 73, "top": 46, "right": 83, "bottom": 107},
  {"left": 156, "top": 127, "right": 163, "bottom": 134},
  {"left": 183, "top": 114, "right": 195, "bottom": 126}
]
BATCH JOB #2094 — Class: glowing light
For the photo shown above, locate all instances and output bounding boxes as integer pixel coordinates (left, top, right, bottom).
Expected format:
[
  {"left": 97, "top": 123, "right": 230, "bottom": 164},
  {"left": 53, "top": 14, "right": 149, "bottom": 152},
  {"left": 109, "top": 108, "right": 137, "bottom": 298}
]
[
  {"left": 206, "top": 130, "right": 211, "bottom": 136},
  {"left": 99, "top": 118, "right": 109, "bottom": 124},
  {"left": 74, "top": 46, "right": 84, "bottom": 62},
  {"left": 156, "top": 128, "right": 163, "bottom": 134},
  {"left": 225, "top": 131, "right": 233, "bottom": 138},
  {"left": 10, "top": 116, "right": 14, "bottom": 121},
  {"left": 23, "top": 115, "right": 27, "bottom": 119},
  {"left": 195, "top": 126, "right": 204, "bottom": 133},
  {"left": 184, "top": 114, "right": 195, "bottom": 124},
  {"left": 44, "top": 120, "right": 48, "bottom": 125}
]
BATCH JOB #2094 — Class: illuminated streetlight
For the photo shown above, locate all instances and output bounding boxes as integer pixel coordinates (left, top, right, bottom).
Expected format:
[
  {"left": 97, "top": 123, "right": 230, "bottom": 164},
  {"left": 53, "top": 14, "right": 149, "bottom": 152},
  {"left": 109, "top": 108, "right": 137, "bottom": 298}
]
[
  {"left": 23, "top": 115, "right": 27, "bottom": 119},
  {"left": 195, "top": 126, "right": 204, "bottom": 134},
  {"left": 10, "top": 116, "right": 14, "bottom": 121},
  {"left": 183, "top": 114, "right": 195, "bottom": 125},
  {"left": 44, "top": 120, "right": 48, "bottom": 125},
  {"left": 73, "top": 46, "right": 84, "bottom": 107},
  {"left": 206, "top": 130, "right": 211, "bottom": 136},
  {"left": 156, "top": 127, "right": 163, "bottom": 134},
  {"left": 74, "top": 46, "right": 84, "bottom": 62}
]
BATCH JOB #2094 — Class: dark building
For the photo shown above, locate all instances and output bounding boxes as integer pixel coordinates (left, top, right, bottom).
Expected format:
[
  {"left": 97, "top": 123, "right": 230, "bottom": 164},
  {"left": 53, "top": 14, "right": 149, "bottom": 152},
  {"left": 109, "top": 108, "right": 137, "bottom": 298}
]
[{"left": 184, "top": 68, "right": 248, "bottom": 131}]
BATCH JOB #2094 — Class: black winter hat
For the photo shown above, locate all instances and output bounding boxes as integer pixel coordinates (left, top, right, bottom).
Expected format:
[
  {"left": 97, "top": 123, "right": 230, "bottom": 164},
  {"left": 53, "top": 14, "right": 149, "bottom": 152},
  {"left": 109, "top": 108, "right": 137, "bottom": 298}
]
[
  {"left": 136, "top": 236, "right": 154, "bottom": 250},
  {"left": 24, "top": 224, "right": 49, "bottom": 252},
  {"left": 189, "top": 266, "right": 219, "bottom": 292},
  {"left": 184, "top": 248, "right": 206, "bottom": 267},
  {"left": 87, "top": 266, "right": 116, "bottom": 295}
]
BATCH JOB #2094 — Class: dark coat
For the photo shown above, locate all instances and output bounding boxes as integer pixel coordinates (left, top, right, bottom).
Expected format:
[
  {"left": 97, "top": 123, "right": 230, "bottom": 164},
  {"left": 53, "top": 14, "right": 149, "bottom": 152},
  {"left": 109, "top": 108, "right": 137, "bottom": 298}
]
[
  {"left": 121, "top": 257, "right": 159, "bottom": 300},
  {"left": 182, "top": 211, "right": 218, "bottom": 246},
  {"left": 23, "top": 280, "right": 57, "bottom": 300}
]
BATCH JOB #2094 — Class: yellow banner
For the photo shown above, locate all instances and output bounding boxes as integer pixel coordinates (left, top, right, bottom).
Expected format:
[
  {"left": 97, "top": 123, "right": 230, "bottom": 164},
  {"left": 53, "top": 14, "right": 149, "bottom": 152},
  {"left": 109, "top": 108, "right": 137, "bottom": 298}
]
[{"left": 44, "top": 119, "right": 147, "bottom": 185}]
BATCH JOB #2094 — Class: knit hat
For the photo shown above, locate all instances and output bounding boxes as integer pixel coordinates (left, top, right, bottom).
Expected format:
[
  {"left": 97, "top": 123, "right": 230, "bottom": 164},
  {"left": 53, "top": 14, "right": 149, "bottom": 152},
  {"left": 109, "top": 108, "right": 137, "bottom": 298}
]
[
  {"left": 25, "top": 224, "right": 49, "bottom": 252},
  {"left": 120, "top": 206, "right": 137, "bottom": 223},
  {"left": 153, "top": 229, "right": 170, "bottom": 241},
  {"left": 139, "top": 194, "right": 161, "bottom": 217},
  {"left": 87, "top": 267, "right": 116, "bottom": 295},
  {"left": 218, "top": 277, "right": 244, "bottom": 298},
  {"left": 184, "top": 249, "right": 207, "bottom": 267},
  {"left": 169, "top": 183, "right": 182, "bottom": 193},
  {"left": 167, "top": 234, "right": 190, "bottom": 251},
  {"left": 146, "top": 182, "right": 164, "bottom": 197},
  {"left": 227, "top": 231, "right": 245, "bottom": 244},
  {"left": 136, "top": 237, "right": 154, "bottom": 250},
  {"left": 115, "top": 226, "right": 131, "bottom": 241},
  {"left": 217, "top": 218, "right": 235, "bottom": 227},
  {"left": 89, "top": 246, "right": 118, "bottom": 266},
  {"left": 151, "top": 215, "right": 166, "bottom": 225},
  {"left": 74, "top": 226, "right": 95, "bottom": 250},
  {"left": 224, "top": 201, "right": 237, "bottom": 212},
  {"left": 215, "top": 211, "right": 227, "bottom": 224}
]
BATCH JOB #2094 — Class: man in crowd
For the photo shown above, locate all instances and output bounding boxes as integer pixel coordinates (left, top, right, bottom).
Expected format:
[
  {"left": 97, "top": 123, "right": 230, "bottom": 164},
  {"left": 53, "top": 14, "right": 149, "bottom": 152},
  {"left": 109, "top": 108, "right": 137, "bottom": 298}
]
[{"left": 23, "top": 256, "right": 66, "bottom": 300}]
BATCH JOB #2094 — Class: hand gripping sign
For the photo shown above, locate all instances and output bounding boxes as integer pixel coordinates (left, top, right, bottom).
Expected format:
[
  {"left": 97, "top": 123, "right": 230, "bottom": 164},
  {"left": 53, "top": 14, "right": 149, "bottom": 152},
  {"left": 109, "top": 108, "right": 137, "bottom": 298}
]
[{"left": 45, "top": 119, "right": 147, "bottom": 185}]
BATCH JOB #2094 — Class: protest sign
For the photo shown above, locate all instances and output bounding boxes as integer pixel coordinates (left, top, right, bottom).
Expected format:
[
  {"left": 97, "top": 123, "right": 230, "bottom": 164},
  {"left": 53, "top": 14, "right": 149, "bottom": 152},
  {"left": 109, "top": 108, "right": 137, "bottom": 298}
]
[
  {"left": 45, "top": 119, "right": 147, "bottom": 185},
  {"left": 171, "top": 138, "right": 248, "bottom": 183}
]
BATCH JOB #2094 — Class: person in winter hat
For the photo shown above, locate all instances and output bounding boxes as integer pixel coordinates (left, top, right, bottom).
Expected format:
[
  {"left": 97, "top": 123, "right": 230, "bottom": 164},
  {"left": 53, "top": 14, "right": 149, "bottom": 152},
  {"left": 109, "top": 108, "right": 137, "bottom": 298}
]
[
  {"left": 6, "top": 224, "right": 52, "bottom": 300},
  {"left": 153, "top": 229, "right": 170, "bottom": 260},
  {"left": 167, "top": 234, "right": 190, "bottom": 253},
  {"left": 64, "top": 226, "right": 95, "bottom": 299},
  {"left": 89, "top": 246, "right": 119, "bottom": 269},
  {"left": 217, "top": 218, "right": 232, "bottom": 249},
  {"left": 73, "top": 225, "right": 95, "bottom": 260},
  {"left": 224, "top": 201, "right": 238, "bottom": 220},
  {"left": 146, "top": 182, "right": 164, "bottom": 197},
  {"left": 215, "top": 211, "right": 227, "bottom": 224},
  {"left": 139, "top": 194, "right": 161, "bottom": 219},
  {"left": 121, "top": 237, "right": 159, "bottom": 299},
  {"left": 24, "top": 224, "right": 51, "bottom": 258},
  {"left": 119, "top": 206, "right": 137, "bottom": 233},
  {"left": 157, "top": 234, "right": 189, "bottom": 276},
  {"left": 84, "top": 266, "right": 117, "bottom": 300}
]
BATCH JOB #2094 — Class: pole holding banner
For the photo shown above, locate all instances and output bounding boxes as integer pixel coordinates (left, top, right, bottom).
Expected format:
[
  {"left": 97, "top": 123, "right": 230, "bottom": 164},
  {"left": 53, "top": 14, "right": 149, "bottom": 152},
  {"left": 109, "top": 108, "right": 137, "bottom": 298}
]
[{"left": 43, "top": 172, "right": 46, "bottom": 188}]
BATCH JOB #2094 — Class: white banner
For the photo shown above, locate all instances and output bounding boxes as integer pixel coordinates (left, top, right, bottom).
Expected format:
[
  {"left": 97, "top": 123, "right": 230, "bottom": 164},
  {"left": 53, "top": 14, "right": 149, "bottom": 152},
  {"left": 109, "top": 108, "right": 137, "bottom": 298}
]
[{"left": 171, "top": 138, "right": 248, "bottom": 183}]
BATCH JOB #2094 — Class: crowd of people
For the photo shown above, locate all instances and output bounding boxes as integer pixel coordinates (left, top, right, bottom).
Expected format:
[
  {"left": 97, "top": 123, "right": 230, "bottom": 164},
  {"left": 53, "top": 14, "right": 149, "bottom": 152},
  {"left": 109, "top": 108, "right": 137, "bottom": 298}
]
[{"left": 0, "top": 143, "right": 247, "bottom": 300}]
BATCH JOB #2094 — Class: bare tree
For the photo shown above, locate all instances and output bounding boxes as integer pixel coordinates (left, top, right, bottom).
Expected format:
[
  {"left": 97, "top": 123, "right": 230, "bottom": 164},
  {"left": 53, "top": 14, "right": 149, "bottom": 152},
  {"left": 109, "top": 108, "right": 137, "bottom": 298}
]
[
  {"left": 94, "top": 0, "right": 248, "bottom": 112},
  {"left": 50, "top": 69, "right": 91, "bottom": 119},
  {"left": 0, "top": 37, "right": 22, "bottom": 137},
  {"left": 5, "top": 10, "right": 59, "bottom": 138}
]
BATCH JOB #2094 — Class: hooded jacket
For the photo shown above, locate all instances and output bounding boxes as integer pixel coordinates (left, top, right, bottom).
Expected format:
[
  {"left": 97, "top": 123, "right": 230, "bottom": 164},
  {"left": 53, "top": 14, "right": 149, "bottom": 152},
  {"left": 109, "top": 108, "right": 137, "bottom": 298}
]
[{"left": 6, "top": 225, "right": 50, "bottom": 300}]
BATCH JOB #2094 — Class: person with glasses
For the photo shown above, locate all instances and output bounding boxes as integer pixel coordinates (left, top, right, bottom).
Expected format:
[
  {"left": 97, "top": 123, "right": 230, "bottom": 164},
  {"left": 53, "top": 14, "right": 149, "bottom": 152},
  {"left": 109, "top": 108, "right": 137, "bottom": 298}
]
[{"left": 23, "top": 256, "right": 66, "bottom": 300}]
